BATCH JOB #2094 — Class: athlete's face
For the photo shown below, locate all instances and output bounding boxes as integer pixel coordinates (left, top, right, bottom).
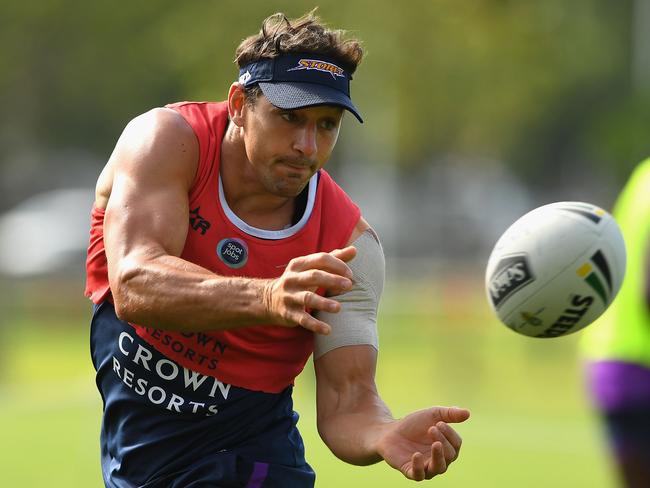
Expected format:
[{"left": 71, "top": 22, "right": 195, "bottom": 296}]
[{"left": 240, "top": 94, "right": 343, "bottom": 197}]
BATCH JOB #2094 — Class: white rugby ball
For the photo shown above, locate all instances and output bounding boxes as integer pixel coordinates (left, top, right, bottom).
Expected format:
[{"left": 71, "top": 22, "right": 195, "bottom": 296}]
[{"left": 485, "top": 201, "right": 626, "bottom": 338}]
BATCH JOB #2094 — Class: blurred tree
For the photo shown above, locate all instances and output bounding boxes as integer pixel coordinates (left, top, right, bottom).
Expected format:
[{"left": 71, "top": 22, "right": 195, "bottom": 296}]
[{"left": 0, "top": 0, "right": 646, "bottom": 189}]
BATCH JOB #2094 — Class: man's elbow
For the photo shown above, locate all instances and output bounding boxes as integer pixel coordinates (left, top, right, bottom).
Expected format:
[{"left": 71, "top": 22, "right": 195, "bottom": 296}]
[
  {"left": 316, "top": 409, "right": 341, "bottom": 455},
  {"left": 110, "top": 258, "right": 147, "bottom": 322},
  {"left": 316, "top": 415, "right": 332, "bottom": 449},
  {"left": 316, "top": 418, "right": 347, "bottom": 463},
  {"left": 316, "top": 412, "right": 380, "bottom": 466},
  {"left": 318, "top": 425, "right": 379, "bottom": 466}
]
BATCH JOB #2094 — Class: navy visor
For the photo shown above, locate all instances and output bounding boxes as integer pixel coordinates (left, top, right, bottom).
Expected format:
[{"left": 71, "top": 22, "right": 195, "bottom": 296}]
[{"left": 238, "top": 54, "right": 363, "bottom": 123}]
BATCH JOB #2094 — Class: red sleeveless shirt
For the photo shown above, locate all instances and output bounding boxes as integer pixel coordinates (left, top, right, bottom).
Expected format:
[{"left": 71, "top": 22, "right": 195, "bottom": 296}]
[{"left": 85, "top": 101, "right": 360, "bottom": 393}]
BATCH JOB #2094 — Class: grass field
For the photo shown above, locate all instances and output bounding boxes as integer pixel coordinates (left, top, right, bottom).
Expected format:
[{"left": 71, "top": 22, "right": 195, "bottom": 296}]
[{"left": 0, "top": 279, "right": 618, "bottom": 487}]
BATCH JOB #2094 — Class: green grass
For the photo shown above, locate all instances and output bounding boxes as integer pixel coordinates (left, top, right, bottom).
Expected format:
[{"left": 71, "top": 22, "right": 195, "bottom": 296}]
[
  {"left": 0, "top": 319, "right": 103, "bottom": 486},
  {"left": 0, "top": 282, "right": 618, "bottom": 487}
]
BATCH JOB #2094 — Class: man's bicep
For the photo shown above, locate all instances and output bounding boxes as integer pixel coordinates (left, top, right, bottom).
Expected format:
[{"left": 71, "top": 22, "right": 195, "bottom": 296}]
[
  {"left": 104, "top": 108, "right": 198, "bottom": 271},
  {"left": 313, "top": 228, "right": 385, "bottom": 359}
]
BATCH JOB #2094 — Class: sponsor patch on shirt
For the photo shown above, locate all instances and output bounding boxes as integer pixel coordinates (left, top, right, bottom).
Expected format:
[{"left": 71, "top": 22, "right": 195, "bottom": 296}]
[{"left": 217, "top": 238, "right": 248, "bottom": 269}]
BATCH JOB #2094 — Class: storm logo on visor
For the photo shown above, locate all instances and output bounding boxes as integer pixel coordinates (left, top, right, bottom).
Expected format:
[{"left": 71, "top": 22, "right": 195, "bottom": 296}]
[{"left": 287, "top": 59, "right": 345, "bottom": 79}]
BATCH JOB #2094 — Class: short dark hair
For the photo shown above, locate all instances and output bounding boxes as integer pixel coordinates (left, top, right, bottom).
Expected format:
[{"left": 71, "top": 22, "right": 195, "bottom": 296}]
[{"left": 235, "top": 10, "right": 363, "bottom": 106}]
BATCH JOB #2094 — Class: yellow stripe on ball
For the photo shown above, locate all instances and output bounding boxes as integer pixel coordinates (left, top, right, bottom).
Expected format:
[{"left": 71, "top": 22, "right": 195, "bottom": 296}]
[{"left": 577, "top": 263, "right": 592, "bottom": 277}]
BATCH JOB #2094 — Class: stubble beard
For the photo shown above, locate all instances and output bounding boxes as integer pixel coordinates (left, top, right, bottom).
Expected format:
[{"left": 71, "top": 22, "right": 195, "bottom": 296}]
[
  {"left": 264, "top": 158, "right": 317, "bottom": 197},
  {"left": 254, "top": 168, "right": 306, "bottom": 198}
]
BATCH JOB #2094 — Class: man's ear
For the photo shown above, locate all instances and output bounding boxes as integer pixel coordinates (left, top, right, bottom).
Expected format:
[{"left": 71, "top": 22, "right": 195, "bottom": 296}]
[{"left": 228, "top": 83, "right": 247, "bottom": 127}]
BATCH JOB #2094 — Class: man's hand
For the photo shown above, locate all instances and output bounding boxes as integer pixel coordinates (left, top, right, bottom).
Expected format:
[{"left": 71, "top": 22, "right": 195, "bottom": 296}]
[
  {"left": 377, "top": 406, "right": 470, "bottom": 481},
  {"left": 263, "top": 246, "right": 357, "bottom": 334}
]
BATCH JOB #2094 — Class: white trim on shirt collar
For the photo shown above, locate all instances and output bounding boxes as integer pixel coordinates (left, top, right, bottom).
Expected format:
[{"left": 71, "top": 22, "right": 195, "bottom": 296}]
[{"left": 218, "top": 173, "right": 318, "bottom": 240}]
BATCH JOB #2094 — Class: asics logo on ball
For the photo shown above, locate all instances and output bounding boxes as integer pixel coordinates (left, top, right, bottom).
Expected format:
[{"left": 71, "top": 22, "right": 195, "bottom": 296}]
[{"left": 488, "top": 255, "right": 534, "bottom": 308}]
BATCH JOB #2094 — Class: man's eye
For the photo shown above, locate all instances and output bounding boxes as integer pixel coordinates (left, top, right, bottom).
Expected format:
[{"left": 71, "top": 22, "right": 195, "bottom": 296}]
[
  {"left": 320, "top": 119, "right": 337, "bottom": 130},
  {"left": 281, "top": 112, "right": 298, "bottom": 122}
]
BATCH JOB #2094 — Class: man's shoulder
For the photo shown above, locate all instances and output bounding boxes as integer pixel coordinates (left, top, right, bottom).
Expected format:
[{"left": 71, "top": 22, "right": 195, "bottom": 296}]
[
  {"left": 165, "top": 100, "right": 229, "bottom": 118},
  {"left": 127, "top": 106, "right": 195, "bottom": 138},
  {"left": 111, "top": 107, "right": 199, "bottom": 188},
  {"left": 162, "top": 101, "right": 229, "bottom": 138},
  {"left": 166, "top": 100, "right": 225, "bottom": 108}
]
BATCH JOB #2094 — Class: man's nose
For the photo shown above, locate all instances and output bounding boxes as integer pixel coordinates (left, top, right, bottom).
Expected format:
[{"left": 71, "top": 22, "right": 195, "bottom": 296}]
[{"left": 293, "top": 124, "right": 317, "bottom": 158}]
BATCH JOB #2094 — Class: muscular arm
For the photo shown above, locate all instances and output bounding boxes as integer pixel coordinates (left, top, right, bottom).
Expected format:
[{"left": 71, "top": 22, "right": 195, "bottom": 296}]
[
  {"left": 315, "top": 341, "right": 469, "bottom": 481},
  {"left": 315, "top": 345, "right": 392, "bottom": 464},
  {"left": 314, "top": 223, "right": 388, "bottom": 463},
  {"left": 315, "top": 222, "right": 469, "bottom": 480},
  {"left": 102, "top": 108, "right": 352, "bottom": 333},
  {"left": 104, "top": 108, "right": 252, "bottom": 330}
]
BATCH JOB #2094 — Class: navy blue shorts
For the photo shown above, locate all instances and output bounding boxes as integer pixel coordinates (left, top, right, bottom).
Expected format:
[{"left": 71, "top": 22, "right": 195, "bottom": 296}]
[{"left": 90, "top": 301, "right": 315, "bottom": 488}]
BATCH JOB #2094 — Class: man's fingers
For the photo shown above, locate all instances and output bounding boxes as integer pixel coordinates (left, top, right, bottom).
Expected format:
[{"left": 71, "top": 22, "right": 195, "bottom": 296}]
[
  {"left": 429, "top": 424, "right": 458, "bottom": 462},
  {"left": 428, "top": 441, "right": 447, "bottom": 477},
  {"left": 289, "top": 251, "right": 354, "bottom": 278},
  {"left": 436, "top": 421, "right": 463, "bottom": 456},
  {"left": 409, "top": 452, "right": 425, "bottom": 481},
  {"left": 302, "top": 291, "right": 342, "bottom": 314},
  {"left": 431, "top": 406, "right": 471, "bottom": 424},
  {"left": 294, "top": 269, "right": 352, "bottom": 293},
  {"left": 406, "top": 442, "right": 448, "bottom": 481},
  {"left": 330, "top": 246, "right": 357, "bottom": 263},
  {"left": 270, "top": 248, "right": 360, "bottom": 332},
  {"left": 289, "top": 310, "right": 332, "bottom": 335}
]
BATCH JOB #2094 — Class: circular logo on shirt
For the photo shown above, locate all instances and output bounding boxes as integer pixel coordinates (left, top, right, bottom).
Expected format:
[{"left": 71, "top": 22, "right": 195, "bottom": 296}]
[{"left": 217, "top": 238, "right": 248, "bottom": 268}]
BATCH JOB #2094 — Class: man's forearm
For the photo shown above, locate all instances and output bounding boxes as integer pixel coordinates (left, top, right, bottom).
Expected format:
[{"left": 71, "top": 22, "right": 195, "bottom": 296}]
[{"left": 111, "top": 253, "right": 270, "bottom": 331}]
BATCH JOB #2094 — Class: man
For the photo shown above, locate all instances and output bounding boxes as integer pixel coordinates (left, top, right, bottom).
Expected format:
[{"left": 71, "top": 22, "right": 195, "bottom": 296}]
[
  {"left": 581, "top": 158, "right": 650, "bottom": 488},
  {"left": 86, "top": 11, "right": 470, "bottom": 487}
]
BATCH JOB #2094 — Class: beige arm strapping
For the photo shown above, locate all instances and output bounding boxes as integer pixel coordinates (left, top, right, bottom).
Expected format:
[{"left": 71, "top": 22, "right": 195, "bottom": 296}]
[{"left": 313, "top": 229, "right": 385, "bottom": 359}]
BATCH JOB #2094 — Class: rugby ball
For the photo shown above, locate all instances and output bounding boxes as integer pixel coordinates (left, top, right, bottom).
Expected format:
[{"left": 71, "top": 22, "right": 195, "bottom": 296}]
[{"left": 485, "top": 202, "right": 626, "bottom": 338}]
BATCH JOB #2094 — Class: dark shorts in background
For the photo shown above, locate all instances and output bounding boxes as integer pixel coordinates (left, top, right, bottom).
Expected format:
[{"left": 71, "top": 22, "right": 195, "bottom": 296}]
[{"left": 585, "top": 360, "right": 650, "bottom": 473}]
